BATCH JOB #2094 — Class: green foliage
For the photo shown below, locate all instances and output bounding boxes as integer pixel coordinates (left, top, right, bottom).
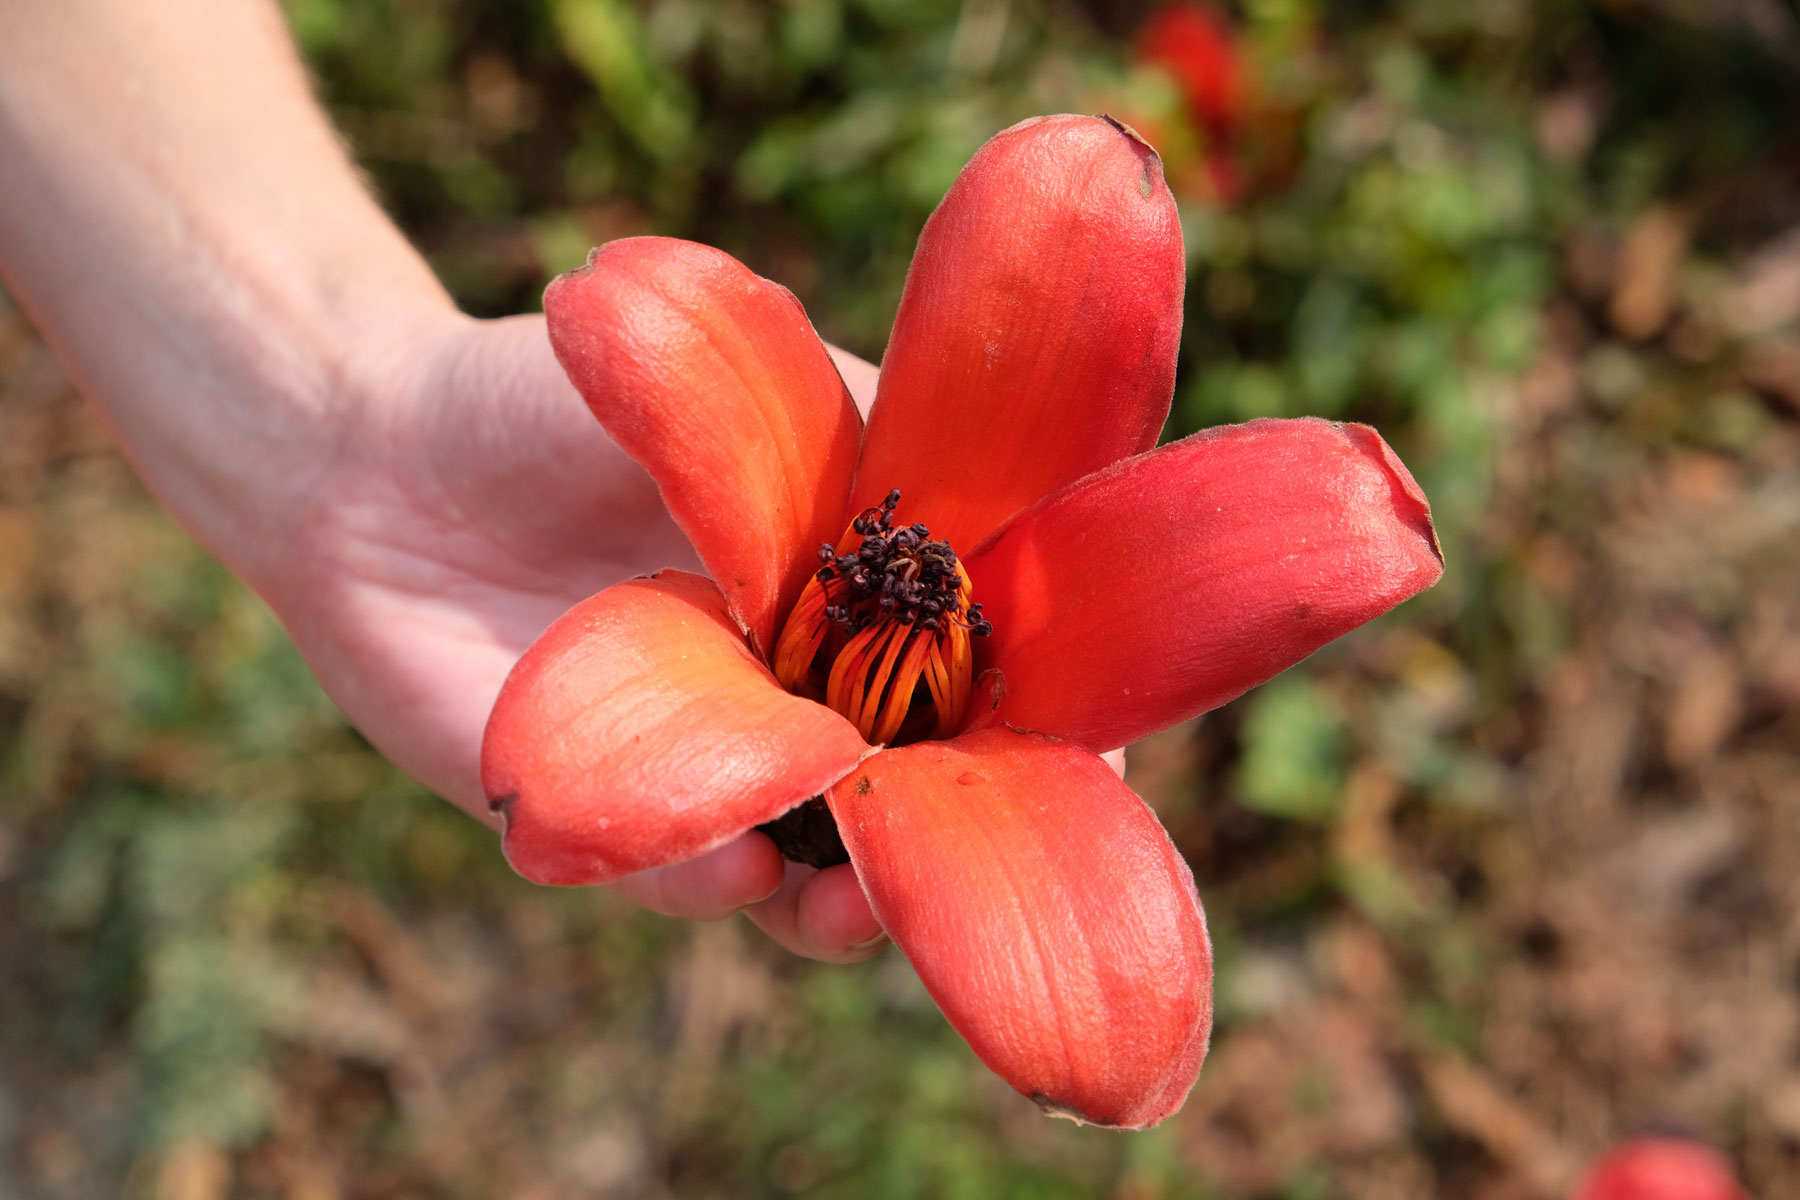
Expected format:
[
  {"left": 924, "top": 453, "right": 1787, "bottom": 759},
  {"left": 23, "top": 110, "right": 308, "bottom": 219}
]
[
  {"left": 8, "top": 511, "right": 487, "bottom": 1160},
  {"left": 1234, "top": 676, "right": 1347, "bottom": 821},
  {"left": 282, "top": 0, "right": 1132, "bottom": 348},
  {"left": 555, "top": 0, "right": 697, "bottom": 165}
]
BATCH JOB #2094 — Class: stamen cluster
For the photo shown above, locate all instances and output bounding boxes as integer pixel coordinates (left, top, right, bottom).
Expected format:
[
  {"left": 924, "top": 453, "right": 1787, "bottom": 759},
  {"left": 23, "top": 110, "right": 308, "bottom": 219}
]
[
  {"left": 770, "top": 488, "right": 992, "bottom": 749},
  {"left": 814, "top": 489, "right": 993, "bottom": 639}
]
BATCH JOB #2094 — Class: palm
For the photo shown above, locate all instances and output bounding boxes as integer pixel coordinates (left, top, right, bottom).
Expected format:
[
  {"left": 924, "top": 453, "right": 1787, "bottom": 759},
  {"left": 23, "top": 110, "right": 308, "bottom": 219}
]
[
  {"left": 283, "top": 313, "right": 883, "bottom": 958},
  {"left": 291, "top": 314, "right": 695, "bottom": 813}
]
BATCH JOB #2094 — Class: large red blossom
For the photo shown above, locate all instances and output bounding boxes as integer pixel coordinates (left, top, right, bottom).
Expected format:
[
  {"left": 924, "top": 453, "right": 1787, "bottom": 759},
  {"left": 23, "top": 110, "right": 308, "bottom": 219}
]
[{"left": 480, "top": 115, "right": 1443, "bottom": 1129}]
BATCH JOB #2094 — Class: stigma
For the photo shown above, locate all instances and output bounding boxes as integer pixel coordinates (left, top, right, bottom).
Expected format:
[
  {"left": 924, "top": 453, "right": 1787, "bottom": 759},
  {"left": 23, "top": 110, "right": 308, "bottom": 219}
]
[{"left": 772, "top": 489, "right": 992, "bottom": 745}]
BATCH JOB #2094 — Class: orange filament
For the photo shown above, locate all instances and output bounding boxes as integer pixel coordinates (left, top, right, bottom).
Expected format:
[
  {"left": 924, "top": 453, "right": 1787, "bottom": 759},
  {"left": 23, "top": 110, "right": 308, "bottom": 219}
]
[{"left": 771, "top": 491, "right": 990, "bottom": 745}]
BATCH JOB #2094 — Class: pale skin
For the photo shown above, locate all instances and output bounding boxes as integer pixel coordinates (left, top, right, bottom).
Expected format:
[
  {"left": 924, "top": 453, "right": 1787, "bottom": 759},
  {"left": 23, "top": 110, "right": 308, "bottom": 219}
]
[{"left": 0, "top": 0, "right": 1122, "bottom": 962}]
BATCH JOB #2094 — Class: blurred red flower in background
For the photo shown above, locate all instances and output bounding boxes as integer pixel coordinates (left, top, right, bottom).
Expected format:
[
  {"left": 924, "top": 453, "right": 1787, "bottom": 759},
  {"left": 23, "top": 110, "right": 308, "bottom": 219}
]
[
  {"left": 1572, "top": 1138, "right": 1750, "bottom": 1200},
  {"left": 1138, "top": 2, "right": 1247, "bottom": 140},
  {"left": 1134, "top": 2, "right": 1250, "bottom": 204},
  {"left": 1128, "top": 2, "right": 1312, "bottom": 206}
]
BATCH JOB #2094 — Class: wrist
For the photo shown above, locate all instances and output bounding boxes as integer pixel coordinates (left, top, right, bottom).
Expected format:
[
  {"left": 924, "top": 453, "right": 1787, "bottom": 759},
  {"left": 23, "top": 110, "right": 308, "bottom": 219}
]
[
  {"left": 0, "top": 0, "right": 461, "bottom": 599},
  {"left": 205, "top": 278, "right": 467, "bottom": 598},
  {"left": 94, "top": 249, "right": 463, "bottom": 602}
]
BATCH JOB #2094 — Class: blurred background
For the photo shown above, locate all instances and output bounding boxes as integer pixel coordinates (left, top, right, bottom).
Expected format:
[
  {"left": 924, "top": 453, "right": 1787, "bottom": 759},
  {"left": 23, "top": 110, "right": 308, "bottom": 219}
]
[{"left": 2, "top": 0, "right": 1798, "bottom": 1196}]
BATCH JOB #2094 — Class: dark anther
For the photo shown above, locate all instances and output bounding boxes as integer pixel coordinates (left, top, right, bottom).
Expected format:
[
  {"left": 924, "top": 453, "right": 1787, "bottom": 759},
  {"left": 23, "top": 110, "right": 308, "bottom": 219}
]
[{"left": 807, "top": 486, "right": 992, "bottom": 646}]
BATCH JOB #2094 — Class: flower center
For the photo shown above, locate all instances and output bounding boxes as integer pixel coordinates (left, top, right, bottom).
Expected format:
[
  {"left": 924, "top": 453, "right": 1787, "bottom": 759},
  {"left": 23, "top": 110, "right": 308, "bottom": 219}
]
[{"left": 772, "top": 488, "right": 991, "bottom": 746}]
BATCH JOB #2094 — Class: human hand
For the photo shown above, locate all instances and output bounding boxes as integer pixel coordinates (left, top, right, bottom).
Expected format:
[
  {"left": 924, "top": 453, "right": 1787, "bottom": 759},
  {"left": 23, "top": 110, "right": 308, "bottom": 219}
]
[
  {"left": 268, "top": 310, "right": 888, "bottom": 961},
  {"left": 0, "top": 0, "right": 884, "bottom": 961}
]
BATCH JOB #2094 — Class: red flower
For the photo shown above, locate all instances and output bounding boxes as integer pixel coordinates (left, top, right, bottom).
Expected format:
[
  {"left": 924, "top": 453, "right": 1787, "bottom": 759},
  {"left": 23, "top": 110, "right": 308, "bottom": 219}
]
[
  {"left": 1136, "top": 3, "right": 1246, "bottom": 141},
  {"left": 480, "top": 115, "right": 1442, "bottom": 1128},
  {"left": 1573, "top": 1139, "right": 1749, "bottom": 1200}
]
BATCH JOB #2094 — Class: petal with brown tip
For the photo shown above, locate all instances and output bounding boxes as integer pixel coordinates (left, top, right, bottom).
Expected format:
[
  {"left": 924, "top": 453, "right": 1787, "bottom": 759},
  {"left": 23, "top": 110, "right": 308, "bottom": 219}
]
[
  {"left": 966, "top": 418, "right": 1444, "bottom": 751},
  {"left": 848, "top": 115, "right": 1186, "bottom": 551}
]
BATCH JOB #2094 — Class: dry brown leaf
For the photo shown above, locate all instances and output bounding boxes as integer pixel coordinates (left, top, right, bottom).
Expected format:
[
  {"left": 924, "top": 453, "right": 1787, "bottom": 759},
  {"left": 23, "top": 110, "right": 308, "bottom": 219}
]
[
  {"left": 1611, "top": 207, "right": 1689, "bottom": 340},
  {"left": 1664, "top": 650, "right": 1742, "bottom": 768},
  {"left": 156, "top": 1139, "right": 231, "bottom": 1200},
  {"left": 1741, "top": 338, "right": 1800, "bottom": 413},
  {"left": 1419, "top": 1054, "right": 1581, "bottom": 1199},
  {"left": 1727, "top": 226, "right": 1800, "bottom": 336}
]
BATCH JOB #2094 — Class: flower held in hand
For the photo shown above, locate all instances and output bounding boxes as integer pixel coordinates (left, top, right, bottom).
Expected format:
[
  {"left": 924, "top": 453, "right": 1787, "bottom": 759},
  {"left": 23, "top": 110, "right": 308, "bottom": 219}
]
[{"left": 481, "top": 115, "right": 1442, "bottom": 1128}]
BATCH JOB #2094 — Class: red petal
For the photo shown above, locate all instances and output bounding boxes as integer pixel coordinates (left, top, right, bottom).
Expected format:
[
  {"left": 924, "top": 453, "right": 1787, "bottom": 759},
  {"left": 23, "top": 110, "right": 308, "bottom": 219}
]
[
  {"left": 826, "top": 727, "right": 1212, "bottom": 1129},
  {"left": 848, "top": 115, "right": 1185, "bottom": 551},
  {"left": 546, "top": 238, "right": 861, "bottom": 655},
  {"left": 966, "top": 418, "right": 1444, "bottom": 750},
  {"left": 482, "top": 571, "right": 869, "bottom": 885}
]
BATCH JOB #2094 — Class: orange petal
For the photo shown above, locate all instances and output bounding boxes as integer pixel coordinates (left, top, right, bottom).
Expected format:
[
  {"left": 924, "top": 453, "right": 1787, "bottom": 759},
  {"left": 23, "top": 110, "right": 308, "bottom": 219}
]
[
  {"left": 848, "top": 115, "right": 1186, "bottom": 551},
  {"left": 965, "top": 418, "right": 1444, "bottom": 751},
  {"left": 826, "top": 726, "right": 1212, "bottom": 1129},
  {"left": 482, "top": 570, "right": 870, "bottom": 885},
  {"left": 546, "top": 238, "right": 862, "bottom": 655}
]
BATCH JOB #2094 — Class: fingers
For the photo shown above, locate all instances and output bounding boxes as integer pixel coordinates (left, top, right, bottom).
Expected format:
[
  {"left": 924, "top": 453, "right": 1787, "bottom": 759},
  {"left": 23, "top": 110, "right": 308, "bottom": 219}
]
[
  {"left": 605, "top": 833, "right": 889, "bottom": 965},
  {"left": 826, "top": 344, "right": 880, "bottom": 420},
  {"left": 605, "top": 831, "right": 786, "bottom": 921},
  {"left": 744, "top": 861, "right": 889, "bottom": 963},
  {"left": 582, "top": 753, "right": 1115, "bottom": 946}
]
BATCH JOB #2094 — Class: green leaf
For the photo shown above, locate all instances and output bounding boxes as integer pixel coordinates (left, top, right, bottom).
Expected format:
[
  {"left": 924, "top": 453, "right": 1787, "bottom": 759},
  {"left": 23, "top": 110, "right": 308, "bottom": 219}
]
[
  {"left": 1235, "top": 675, "right": 1348, "bottom": 820},
  {"left": 554, "top": 0, "right": 698, "bottom": 165}
]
